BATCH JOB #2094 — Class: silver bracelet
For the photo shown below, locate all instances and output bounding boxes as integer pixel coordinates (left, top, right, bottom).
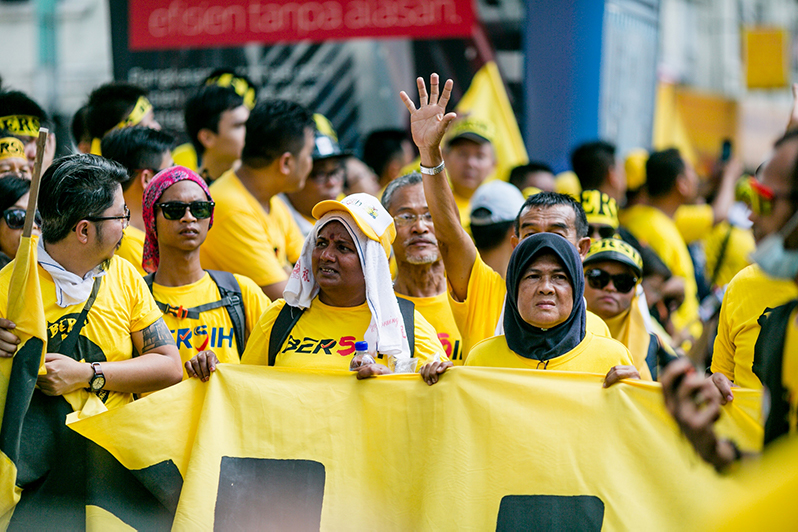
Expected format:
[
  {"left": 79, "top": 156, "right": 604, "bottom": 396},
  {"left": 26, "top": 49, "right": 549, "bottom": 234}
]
[{"left": 419, "top": 161, "right": 446, "bottom": 175}]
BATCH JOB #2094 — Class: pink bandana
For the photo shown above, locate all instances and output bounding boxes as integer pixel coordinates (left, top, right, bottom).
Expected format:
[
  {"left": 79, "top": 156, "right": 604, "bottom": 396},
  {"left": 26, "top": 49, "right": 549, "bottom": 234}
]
[{"left": 141, "top": 166, "right": 213, "bottom": 273}]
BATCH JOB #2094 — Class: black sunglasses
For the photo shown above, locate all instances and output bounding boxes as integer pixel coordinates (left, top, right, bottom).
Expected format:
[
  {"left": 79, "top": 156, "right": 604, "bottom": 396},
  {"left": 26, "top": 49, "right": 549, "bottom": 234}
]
[
  {"left": 589, "top": 224, "right": 616, "bottom": 240},
  {"left": 585, "top": 268, "right": 638, "bottom": 294},
  {"left": 3, "top": 208, "right": 42, "bottom": 230},
  {"left": 156, "top": 201, "right": 214, "bottom": 221}
]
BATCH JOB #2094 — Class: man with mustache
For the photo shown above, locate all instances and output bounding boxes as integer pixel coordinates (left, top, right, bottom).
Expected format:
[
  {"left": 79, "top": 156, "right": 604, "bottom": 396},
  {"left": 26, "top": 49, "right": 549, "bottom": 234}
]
[{"left": 381, "top": 172, "right": 465, "bottom": 364}]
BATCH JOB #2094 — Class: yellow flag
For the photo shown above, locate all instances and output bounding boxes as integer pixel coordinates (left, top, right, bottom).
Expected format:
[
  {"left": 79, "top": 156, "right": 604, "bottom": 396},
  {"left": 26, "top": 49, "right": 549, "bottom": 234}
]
[
  {"left": 0, "top": 235, "right": 47, "bottom": 526},
  {"left": 455, "top": 61, "right": 529, "bottom": 182},
  {"left": 69, "top": 365, "right": 762, "bottom": 530},
  {"left": 398, "top": 61, "right": 529, "bottom": 183}
]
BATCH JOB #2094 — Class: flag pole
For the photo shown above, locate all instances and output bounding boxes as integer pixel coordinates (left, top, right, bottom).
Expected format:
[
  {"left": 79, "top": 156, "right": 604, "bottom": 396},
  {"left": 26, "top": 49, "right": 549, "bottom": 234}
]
[{"left": 22, "top": 128, "right": 48, "bottom": 239}]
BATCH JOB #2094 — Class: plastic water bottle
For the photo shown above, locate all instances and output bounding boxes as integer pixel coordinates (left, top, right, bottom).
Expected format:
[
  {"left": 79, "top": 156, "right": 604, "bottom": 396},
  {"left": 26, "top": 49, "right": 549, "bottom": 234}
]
[{"left": 350, "top": 341, "right": 375, "bottom": 370}]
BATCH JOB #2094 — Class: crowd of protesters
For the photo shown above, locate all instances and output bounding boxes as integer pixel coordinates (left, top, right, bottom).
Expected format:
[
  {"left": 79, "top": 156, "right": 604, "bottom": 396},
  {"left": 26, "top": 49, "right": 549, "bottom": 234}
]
[{"left": 0, "top": 67, "right": 796, "bottom": 525}]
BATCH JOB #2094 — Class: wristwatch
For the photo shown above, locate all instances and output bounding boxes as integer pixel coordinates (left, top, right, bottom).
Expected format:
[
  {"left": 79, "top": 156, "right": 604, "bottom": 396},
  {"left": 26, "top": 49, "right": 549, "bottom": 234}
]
[{"left": 88, "top": 362, "right": 106, "bottom": 392}]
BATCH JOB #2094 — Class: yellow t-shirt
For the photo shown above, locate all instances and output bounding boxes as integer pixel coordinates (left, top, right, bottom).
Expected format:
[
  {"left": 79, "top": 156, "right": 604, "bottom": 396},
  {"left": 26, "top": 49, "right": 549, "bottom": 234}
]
[
  {"left": 241, "top": 298, "right": 446, "bottom": 370},
  {"left": 465, "top": 331, "right": 634, "bottom": 372},
  {"left": 703, "top": 222, "right": 755, "bottom": 288},
  {"left": 674, "top": 204, "right": 713, "bottom": 244},
  {"left": 620, "top": 204, "right": 701, "bottom": 340},
  {"left": 711, "top": 265, "right": 798, "bottom": 389},
  {"left": 448, "top": 255, "right": 612, "bottom": 359},
  {"left": 0, "top": 256, "right": 163, "bottom": 411},
  {"left": 152, "top": 272, "right": 270, "bottom": 379},
  {"left": 201, "top": 169, "right": 304, "bottom": 286},
  {"left": 396, "top": 291, "right": 465, "bottom": 364},
  {"left": 116, "top": 225, "right": 146, "bottom": 276}
]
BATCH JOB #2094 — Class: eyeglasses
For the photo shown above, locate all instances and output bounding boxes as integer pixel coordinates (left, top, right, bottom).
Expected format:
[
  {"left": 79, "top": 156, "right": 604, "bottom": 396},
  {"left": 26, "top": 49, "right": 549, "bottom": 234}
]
[
  {"left": 2, "top": 208, "right": 41, "bottom": 230},
  {"left": 588, "top": 224, "right": 616, "bottom": 240},
  {"left": 309, "top": 166, "right": 345, "bottom": 183},
  {"left": 86, "top": 205, "right": 130, "bottom": 229},
  {"left": 393, "top": 212, "right": 433, "bottom": 227},
  {"left": 156, "top": 201, "right": 214, "bottom": 220},
  {"left": 748, "top": 177, "right": 798, "bottom": 216},
  {"left": 585, "top": 268, "right": 638, "bottom": 294}
]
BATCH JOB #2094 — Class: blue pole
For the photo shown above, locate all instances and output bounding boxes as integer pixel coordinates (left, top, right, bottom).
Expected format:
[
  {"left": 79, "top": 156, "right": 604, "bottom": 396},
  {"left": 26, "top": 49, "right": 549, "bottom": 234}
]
[{"left": 523, "top": 0, "right": 605, "bottom": 172}]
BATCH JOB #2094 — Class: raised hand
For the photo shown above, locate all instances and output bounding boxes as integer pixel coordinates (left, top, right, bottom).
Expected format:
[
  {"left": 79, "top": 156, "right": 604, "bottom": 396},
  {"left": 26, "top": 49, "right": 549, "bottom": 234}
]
[{"left": 399, "top": 74, "right": 457, "bottom": 154}]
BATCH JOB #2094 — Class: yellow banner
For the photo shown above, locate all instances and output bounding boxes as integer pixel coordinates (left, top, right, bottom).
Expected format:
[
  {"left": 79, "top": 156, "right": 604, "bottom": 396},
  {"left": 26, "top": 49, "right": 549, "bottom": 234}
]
[{"left": 66, "top": 365, "right": 763, "bottom": 530}]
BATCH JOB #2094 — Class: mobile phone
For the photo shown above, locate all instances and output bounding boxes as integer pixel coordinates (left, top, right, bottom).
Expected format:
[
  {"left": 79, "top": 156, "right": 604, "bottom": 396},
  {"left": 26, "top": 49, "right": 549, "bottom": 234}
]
[{"left": 720, "top": 139, "right": 732, "bottom": 162}]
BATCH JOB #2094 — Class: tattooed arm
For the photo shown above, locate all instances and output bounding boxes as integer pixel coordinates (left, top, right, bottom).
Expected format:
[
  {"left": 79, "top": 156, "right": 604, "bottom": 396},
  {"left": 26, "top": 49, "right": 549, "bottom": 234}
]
[{"left": 94, "top": 318, "right": 182, "bottom": 394}]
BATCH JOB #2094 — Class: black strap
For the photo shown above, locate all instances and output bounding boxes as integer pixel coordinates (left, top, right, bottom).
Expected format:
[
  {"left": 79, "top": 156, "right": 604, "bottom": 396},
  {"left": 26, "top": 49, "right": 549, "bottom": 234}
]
[
  {"left": 395, "top": 297, "right": 415, "bottom": 357},
  {"left": 753, "top": 300, "right": 798, "bottom": 445},
  {"left": 206, "top": 270, "right": 247, "bottom": 358},
  {"left": 267, "top": 297, "right": 417, "bottom": 366},
  {"left": 268, "top": 304, "right": 305, "bottom": 366},
  {"left": 144, "top": 271, "right": 248, "bottom": 357},
  {"left": 59, "top": 276, "right": 102, "bottom": 360}
]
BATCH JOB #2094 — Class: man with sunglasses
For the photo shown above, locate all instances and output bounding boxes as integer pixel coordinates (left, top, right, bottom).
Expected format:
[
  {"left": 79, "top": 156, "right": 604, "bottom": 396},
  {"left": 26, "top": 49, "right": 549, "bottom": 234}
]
[
  {"left": 282, "top": 129, "right": 348, "bottom": 237},
  {"left": 382, "top": 172, "right": 465, "bottom": 364},
  {"left": 663, "top": 128, "right": 798, "bottom": 474},
  {"left": 708, "top": 138, "right": 798, "bottom": 402},
  {"left": 0, "top": 154, "right": 182, "bottom": 527},
  {"left": 141, "top": 166, "right": 269, "bottom": 381},
  {"left": 101, "top": 126, "right": 175, "bottom": 275}
]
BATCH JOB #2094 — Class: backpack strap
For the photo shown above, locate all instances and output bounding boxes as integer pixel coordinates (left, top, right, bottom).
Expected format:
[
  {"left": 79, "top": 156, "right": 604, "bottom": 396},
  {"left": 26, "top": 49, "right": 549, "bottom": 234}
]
[
  {"left": 753, "top": 300, "right": 798, "bottom": 445},
  {"left": 395, "top": 297, "right": 415, "bottom": 357},
  {"left": 144, "top": 270, "right": 248, "bottom": 357},
  {"left": 266, "top": 298, "right": 416, "bottom": 366},
  {"left": 206, "top": 270, "right": 247, "bottom": 358},
  {"left": 268, "top": 303, "right": 305, "bottom": 366}
]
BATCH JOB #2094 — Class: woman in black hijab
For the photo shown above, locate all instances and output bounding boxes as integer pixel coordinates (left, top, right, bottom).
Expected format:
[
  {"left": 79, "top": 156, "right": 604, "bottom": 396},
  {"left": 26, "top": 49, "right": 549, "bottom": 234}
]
[{"left": 463, "top": 233, "right": 638, "bottom": 384}]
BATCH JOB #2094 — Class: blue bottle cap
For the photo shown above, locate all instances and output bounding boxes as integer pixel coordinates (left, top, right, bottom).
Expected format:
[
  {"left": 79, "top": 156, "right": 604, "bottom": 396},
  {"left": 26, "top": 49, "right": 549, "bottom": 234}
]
[{"left": 355, "top": 341, "right": 368, "bottom": 351}]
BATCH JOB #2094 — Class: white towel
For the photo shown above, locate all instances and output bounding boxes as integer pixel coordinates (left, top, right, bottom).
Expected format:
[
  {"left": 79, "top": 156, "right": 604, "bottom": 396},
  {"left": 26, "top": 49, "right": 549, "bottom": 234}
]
[
  {"left": 37, "top": 238, "right": 107, "bottom": 308},
  {"left": 285, "top": 212, "right": 410, "bottom": 359}
]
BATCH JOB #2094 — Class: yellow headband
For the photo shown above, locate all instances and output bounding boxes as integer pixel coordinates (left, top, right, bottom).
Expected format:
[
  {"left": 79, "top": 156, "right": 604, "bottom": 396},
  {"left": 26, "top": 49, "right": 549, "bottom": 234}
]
[
  {"left": 207, "top": 73, "right": 256, "bottom": 109},
  {"left": 585, "top": 238, "right": 643, "bottom": 275},
  {"left": 0, "top": 115, "right": 40, "bottom": 137},
  {"left": 580, "top": 189, "right": 619, "bottom": 228},
  {"left": 0, "top": 137, "right": 26, "bottom": 161},
  {"left": 114, "top": 96, "right": 153, "bottom": 130}
]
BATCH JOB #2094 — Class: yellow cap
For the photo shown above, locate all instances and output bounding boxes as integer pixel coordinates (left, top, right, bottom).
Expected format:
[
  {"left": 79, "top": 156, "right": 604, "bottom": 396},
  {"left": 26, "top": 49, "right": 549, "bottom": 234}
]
[
  {"left": 554, "top": 171, "right": 581, "bottom": 198},
  {"left": 584, "top": 238, "right": 643, "bottom": 278},
  {"left": 625, "top": 148, "right": 648, "bottom": 191},
  {"left": 580, "top": 189, "right": 619, "bottom": 228},
  {"left": 445, "top": 116, "right": 495, "bottom": 145},
  {"left": 312, "top": 193, "right": 396, "bottom": 258}
]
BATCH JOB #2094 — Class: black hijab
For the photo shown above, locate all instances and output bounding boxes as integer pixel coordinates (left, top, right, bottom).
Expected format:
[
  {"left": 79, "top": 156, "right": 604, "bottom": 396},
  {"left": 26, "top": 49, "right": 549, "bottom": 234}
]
[{"left": 503, "top": 232, "right": 586, "bottom": 361}]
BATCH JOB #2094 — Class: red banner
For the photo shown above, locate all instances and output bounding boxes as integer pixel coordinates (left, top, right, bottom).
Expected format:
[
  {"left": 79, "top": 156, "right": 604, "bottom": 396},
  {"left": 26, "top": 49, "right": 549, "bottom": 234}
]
[{"left": 129, "top": 0, "right": 476, "bottom": 51}]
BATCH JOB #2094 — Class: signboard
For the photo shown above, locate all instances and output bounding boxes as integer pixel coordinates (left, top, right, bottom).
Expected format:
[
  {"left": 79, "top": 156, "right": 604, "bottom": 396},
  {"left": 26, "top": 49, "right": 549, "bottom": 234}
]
[{"left": 129, "top": 0, "right": 476, "bottom": 51}]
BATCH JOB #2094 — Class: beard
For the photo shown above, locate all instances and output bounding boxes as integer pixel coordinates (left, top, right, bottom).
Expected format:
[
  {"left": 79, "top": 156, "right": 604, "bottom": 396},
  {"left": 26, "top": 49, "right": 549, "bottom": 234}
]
[{"left": 405, "top": 250, "right": 439, "bottom": 265}]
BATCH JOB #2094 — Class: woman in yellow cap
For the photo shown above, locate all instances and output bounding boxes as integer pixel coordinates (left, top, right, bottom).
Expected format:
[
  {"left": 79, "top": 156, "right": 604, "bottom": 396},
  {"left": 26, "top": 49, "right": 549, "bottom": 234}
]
[
  {"left": 241, "top": 193, "right": 446, "bottom": 376},
  {"left": 583, "top": 238, "right": 677, "bottom": 380}
]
